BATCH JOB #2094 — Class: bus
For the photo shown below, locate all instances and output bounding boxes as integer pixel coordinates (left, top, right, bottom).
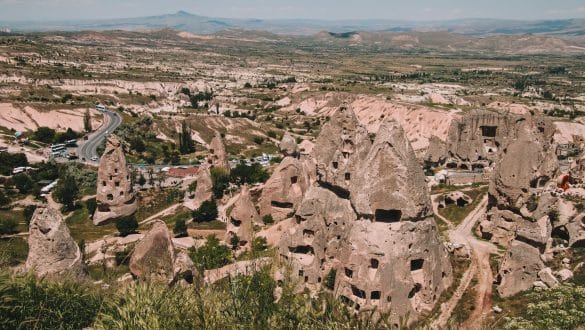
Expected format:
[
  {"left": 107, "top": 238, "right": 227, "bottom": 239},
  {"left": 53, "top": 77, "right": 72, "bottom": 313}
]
[{"left": 96, "top": 104, "right": 107, "bottom": 112}]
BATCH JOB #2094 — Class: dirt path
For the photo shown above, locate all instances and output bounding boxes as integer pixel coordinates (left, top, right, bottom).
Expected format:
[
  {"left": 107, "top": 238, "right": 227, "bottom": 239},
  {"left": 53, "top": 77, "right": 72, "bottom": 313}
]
[
  {"left": 139, "top": 203, "right": 182, "bottom": 225},
  {"left": 432, "top": 195, "right": 497, "bottom": 329}
]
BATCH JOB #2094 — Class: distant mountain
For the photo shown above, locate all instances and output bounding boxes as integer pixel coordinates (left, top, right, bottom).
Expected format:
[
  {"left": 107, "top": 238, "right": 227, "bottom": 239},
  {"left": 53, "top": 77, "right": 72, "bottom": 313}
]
[{"left": 1, "top": 11, "right": 585, "bottom": 36}]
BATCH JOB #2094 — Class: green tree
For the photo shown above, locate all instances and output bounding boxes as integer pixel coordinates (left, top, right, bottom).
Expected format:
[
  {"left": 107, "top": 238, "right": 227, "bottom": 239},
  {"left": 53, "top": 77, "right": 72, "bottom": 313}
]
[
  {"left": 23, "top": 205, "right": 37, "bottom": 224},
  {"left": 179, "top": 120, "right": 195, "bottom": 155},
  {"left": 211, "top": 167, "right": 230, "bottom": 199},
  {"left": 0, "top": 218, "right": 18, "bottom": 235},
  {"left": 230, "top": 234, "right": 240, "bottom": 250},
  {"left": 230, "top": 163, "right": 269, "bottom": 185},
  {"left": 54, "top": 174, "right": 79, "bottom": 211},
  {"left": 0, "top": 190, "right": 10, "bottom": 207},
  {"left": 83, "top": 109, "right": 92, "bottom": 133},
  {"left": 323, "top": 269, "right": 337, "bottom": 290},
  {"left": 115, "top": 215, "right": 138, "bottom": 237},
  {"left": 252, "top": 236, "right": 267, "bottom": 253},
  {"left": 174, "top": 218, "right": 188, "bottom": 238},
  {"left": 33, "top": 127, "right": 56, "bottom": 144},
  {"left": 137, "top": 173, "right": 146, "bottom": 188},
  {"left": 85, "top": 198, "right": 97, "bottom": 216},
  {"left": 12, "top": 173, "right": 34, "bottom": 194},
  {"left": 188, "top": 235, "right": 232, "bottom": 270},
  {"left": 192, "top": 199, "right": 218, "bottom": 222}
]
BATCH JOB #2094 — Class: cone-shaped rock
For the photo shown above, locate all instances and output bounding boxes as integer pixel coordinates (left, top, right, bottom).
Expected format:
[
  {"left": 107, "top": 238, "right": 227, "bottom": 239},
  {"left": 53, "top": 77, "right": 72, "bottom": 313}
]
[
  {"left": 280, "top": 132, "right": 299, "bottom": 157},
  {"left": 94, "top": 135, "right": 137, "bottom": 225},
  {"left": 25, "top": 206, "right": 84, "bottom": 277},
  {"left": 225, "top": 186, "right": 260, "bottom": 246},
  {"left": 208, "top": 134, "right": 230, "bottom": 170},
  {"left": 129, "top": 220, "right": 175, "bottom": 282}
]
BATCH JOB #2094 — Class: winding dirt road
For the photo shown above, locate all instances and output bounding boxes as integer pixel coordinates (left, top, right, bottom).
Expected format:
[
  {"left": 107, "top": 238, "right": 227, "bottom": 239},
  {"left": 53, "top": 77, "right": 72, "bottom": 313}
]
[{"left": 432, "top": 195, "right": 498, "bottom": 329}]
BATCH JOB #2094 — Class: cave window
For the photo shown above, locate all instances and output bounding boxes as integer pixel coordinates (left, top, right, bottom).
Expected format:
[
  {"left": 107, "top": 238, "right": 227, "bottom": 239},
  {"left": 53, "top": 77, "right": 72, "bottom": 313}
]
[
  {"left": 317, "top": 277, "right": 322, "bottom": 283},
  {"left": 106, "top": 194, "right": 113, "bottom": 201},
  {"left": 345, "top": 267, "right": 353, "bottom": 278},
  {"left": 115, "top": 181, "right": 120, "bottom": 187},
  {"left": 289, "top": 245, "right": 314, "bottom": 255},
  {"left": 408, "top": 283, "right": 422, "bottom": 298},
  {"left": 351, "top": 285, "right": 366, "bottom": 299},
  {"left": 298, "top": 270, "right": 304, "bottom": 277},
  {"left": 345, "top": 173, "right": 351, "bottom": 180},
  {"left": 120, "top": 191, "right": 124, "bottom": 196},
  {"left": 231, "top": 219, "right": 242, "bottom": 227},
  {"left": 370, "top": 258, "right": 379, "bottom": 269},
  {"left": 114, "top": 168, "right": 118, "bottom": 174},
  {"left": 210, "top": 149, "right": 215, "bottom": 154},
  {"left": 102, "top": 181, "right": 106, "bottom": 187},
  {"left": 375, "top": 209, "right": 402, "bottom": 223},
  {"left": 411, "top": 259, "right": 424, "bottom": 271},
  {"left": 371, "top": 291, "right": 381, "bottom": 300},
  {"left": 304, "top": 276, "right": 309, "bottom": 283},
  {"left": 480, "top": 126, "right": 497, "bottom": 138},
  {"left": 332, "top": 161, "right": 338, "bottom": 169},
  {"left": 109, "top": 175, "right": 113, "bottom": 181},
  {"left": 291, "top": 176, "right": 298, "bottom": 184}
]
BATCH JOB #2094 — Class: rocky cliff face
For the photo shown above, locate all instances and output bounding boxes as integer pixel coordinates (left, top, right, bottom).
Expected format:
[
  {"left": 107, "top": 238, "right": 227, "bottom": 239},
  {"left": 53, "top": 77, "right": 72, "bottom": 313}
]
[
  {"left": 25, "top": 206, "right": 84, "bottom": 277},
  {"left": 94, "top": 135, "right": 137, "bottom": 225},
  {"left": 279, "top": 132, "right": 299, "bottom": 157},
  {"left": 279, "top": 107, "right": 452, "bottom": 322},
  {"left": 479, "top": 115, "right": 561, "bottom": 297}
]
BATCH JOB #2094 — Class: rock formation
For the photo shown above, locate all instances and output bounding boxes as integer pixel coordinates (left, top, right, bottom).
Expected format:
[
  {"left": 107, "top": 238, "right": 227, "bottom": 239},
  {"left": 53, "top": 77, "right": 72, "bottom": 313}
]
[
  {"left": 129, "top": 220, "right": 176, "bottom": 282},
  {"left": 208, "top": 133, "right": 230, "bottom": 169},
  {"left": 424, "top": 135, "right": 447, "bottom": 165},
  {"left": 25, "top": 206, "right": 84, "bottom": 277},
  {"left": 259, "top": 156, "right": 312, "bottom": 221},
  {"left": 279, "top": 133, "right": 299, "bottom": 157},
  {"left": 479, "top": 115, "right": 561, "bottom": 297},
  {"left": 94, "top": 135, "right": 137, "bottom": 225},
  {"left": 225, "top": 186, "right": 260, "bottom": 248},
  {"left": 279, "top": 107, "right": 452, "bottom": 322},
  {"left": 185, "top": 166, "right": 213, "bottom": 210}
]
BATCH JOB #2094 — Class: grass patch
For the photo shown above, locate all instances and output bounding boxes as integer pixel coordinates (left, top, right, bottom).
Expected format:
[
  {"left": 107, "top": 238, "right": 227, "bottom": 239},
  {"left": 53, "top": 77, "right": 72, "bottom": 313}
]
[
  {"left": 434, "top": 215, "right": 450, "bottom": 238},
  {"left": 451, "top": 276, "right": 478, "bottom": 324},
  {"left": 87, "top": 264, "right": 130, "bottom": 283},
  {"left": 0, "top": 237, "right": 28, "bottom": 267},
  {"left": 136, "top": 188, "right": 183, "bottom": 222},
  {"left": 438, "top": 186, "right": 488, "bottom": 226},
  {"left": 66, "top": 203, "right": 117, "bottom": 242},
  {"left": 190, "top": 220, "right": 227, "bottom": 230}
]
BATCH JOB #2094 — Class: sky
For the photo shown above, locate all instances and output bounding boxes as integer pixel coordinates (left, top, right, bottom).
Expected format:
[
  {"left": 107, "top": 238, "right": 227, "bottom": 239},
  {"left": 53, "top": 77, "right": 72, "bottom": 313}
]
[{"left": 0, "top": 0, "right": 585, "bottom": 22}]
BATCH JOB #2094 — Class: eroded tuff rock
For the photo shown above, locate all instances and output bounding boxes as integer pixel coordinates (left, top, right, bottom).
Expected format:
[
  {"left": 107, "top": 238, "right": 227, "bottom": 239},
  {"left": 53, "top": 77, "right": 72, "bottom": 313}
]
[
  {"left": 446, "top": 109, "right": 517, "bottom": 165},
  {"left": 208, "top": 134, "right": 230, "bottom": 169},
  {"left": 259, "top": 156, "right": 312, "bottom": 221},
  {"left": 497, "top": 240, "right": 544, "bottom": 297},
  {"left": 481, "top": 115, "right": 560, "bottom": 298},
  {"left": 280, "top": 132, "right": 299, "bottom": 157},
  {"left": 225, "top": 186, "right": 260, "bottom": 247},
  {"left": 424, "top": 135, "right": 447, "bottom": 165},
  {"left": 25, "top": 206, "right": 84, "bottom": 277},
  {"left": 279, "top": 108, "right": 452, "bottom": 322},
  {"left": 94, "top": 135, "right": 137, "bottom": 225},
  {"left": 185, "top": 166, "right": 213, "bottom": 210},
  {"left": 129, "top": 220, "right": 175, "bottom": 282}
]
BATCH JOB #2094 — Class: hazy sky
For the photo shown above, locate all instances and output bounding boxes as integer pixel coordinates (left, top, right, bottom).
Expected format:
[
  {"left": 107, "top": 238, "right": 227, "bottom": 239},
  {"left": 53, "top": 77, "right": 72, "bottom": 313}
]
[{"left": 1, "top": 0, "right": 585, "bottom": 21}]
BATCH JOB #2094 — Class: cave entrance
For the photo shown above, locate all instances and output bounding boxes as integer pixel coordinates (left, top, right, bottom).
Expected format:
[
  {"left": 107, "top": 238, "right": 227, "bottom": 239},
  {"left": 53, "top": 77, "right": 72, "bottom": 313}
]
[{"left": 375, "top": 209, "right": 402, "bottom": 223}]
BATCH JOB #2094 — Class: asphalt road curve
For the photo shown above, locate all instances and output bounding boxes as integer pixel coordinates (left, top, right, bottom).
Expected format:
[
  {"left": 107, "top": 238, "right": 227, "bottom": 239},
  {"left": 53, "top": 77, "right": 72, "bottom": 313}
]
[{"left": 79, "top": 110, "right": 122, "bottom": 164}]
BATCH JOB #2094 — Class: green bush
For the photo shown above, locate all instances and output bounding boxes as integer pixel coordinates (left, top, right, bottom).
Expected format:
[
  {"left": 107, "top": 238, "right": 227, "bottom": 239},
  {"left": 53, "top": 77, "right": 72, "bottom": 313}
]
[
  {"left": 0, "top": 152, "right": 28, "bottom": 176},
  {"left": 115, "top": 215, "right": 138, "bottom": 237},
  {"left": 0, "top": 190, "right": 10, "bottom": 207},
  {"left": 174, "top": 218, "right": 188, "bottom": 238},
  {"left": 230, "top": 163, "right": 269, "bottom": 185},
  {"left": 189, "top": 235, "right": 232, "bottom": 270},
  {"left": 323, "top": 268, "right": 337, "bottom": 290},
  {"left": 262, "top": 214, "right": 274, "bottom": 225},
  {"left": 0, "top": 272, "right": 104, "bottom": 329},
  {"left": 0, "top": 218, "right": 18, "bottom": 235},
  {"left": 252, "top": 237, "right": 268, "bottom": 253},
  {"left": 211, "top": 167, "right": 230, "bottom": 198},
  {"left": 192, "top": 199, "right": 218, "bottom": 223}
]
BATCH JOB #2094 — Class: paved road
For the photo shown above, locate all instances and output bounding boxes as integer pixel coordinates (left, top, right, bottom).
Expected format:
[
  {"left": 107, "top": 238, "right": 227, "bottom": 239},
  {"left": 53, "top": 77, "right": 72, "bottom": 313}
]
[{"left": 79, "top": 110, "right": 122, "bottom": 164}]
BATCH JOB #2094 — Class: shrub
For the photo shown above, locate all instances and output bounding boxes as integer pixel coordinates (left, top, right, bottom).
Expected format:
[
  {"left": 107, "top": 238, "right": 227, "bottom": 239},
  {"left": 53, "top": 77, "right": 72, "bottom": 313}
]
[
  {"left": 23, "top": 205, "right": 37, "bottom": 224},
  {"left": 230, "top": 163, "right": 269, "bottom": 185},
  {"left": 115, "top": 215, "right": 138, "bottom": 237},
  {"left": 0, "top": 272, "right": 104, "bottom": 329},
  {"left": 192, "top": 199, "right": 218, "bottom": 223},
  {"left": 12, "top": 173, "right": 34, "bottom": 194},
  {"left": 253, "top": 136, "right": 265, "bottom": 145},
  {"left": 323, "top": 268, "right": 337, "bottom": 290},
  {"left": 211, "top": 167, "right": 230, "bottom": 199},
  {"left": 252, "top": 236, "right": 268, "bottom": 253},
  {"left": 0, "top": 152, "right": 28, "bottom": 176},
  {"left": 0, "top": 190, "right": 10, "bottom": 207},
  {"left": 189, "top": 235, "right": 232, "bottom": 270},
  {"left": 174, "top": 218, "right": 188, "bottom": 238},
  {"left": 230, "top": 234, "right": 241, "bottom": 250},
  {"left": 115, "top": 250, "right": 131, "bottom": 266},
  {"left": 262, "top": 214, "right": 274, "bottom": 225},
  {"left": 54, "top": 174, "right": 79, "bottom": 211},
  {"left": 85, "top": 198, "right": 97, "bottom": 216},
  {"left": 0, "top": 218, "right": 18, "bottom": 235}
]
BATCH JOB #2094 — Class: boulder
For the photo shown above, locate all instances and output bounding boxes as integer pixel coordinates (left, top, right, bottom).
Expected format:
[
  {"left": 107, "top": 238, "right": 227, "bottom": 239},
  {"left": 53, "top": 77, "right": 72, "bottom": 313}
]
[
  {"left": 555, "top": 269, "right": 574, "bottom": 282},
  {"left": 497, "top": 240, "right": 544, "bottom": 298},
  {"left": 172, "top": 251, "right": 196, "bottom": 284},
  {"left": 129, "top": 221, "right": 175, "bottom": 282},
  {"left": 280, "top": 133, "right": 299, "bottom": 157},
  {"left": 25, "top": 206, "right": 84, "bottom": 278},
  {"left": 538, "top": 267, "right": 559, "bottom": 288},
  {"left": 94, "top": 135, "right": 137, "bottom": 225}
]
